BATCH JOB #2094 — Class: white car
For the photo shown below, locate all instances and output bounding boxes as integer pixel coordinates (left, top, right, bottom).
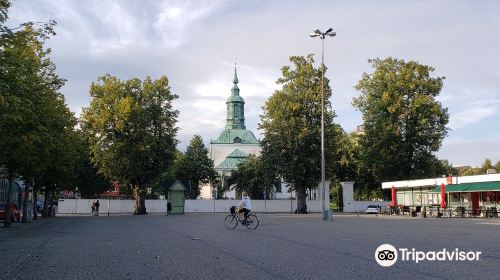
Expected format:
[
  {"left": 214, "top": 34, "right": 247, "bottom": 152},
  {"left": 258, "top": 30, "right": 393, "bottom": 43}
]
[{"left": 365, "top": 205, "right": 380, "bottom": 214}]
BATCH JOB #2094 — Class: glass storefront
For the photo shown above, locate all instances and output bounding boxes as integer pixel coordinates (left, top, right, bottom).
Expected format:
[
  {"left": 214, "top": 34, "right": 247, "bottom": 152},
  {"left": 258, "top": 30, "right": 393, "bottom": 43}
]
[{"left": 395, "top": 188, "right": 499, "bottom": 208}]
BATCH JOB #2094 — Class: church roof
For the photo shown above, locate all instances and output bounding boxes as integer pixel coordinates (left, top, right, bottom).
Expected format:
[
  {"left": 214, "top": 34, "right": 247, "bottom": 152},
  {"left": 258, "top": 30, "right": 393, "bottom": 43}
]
[
  {"left": 215, "top": 149, "right": 249, "bottom": 170},
  {"left": 211, "top": 128, "right": 259, "bottom": 144}
]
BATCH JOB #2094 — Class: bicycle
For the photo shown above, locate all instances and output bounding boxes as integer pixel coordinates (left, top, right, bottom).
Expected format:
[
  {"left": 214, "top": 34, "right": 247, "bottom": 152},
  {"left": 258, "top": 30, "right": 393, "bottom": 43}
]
[{"left": 224, "top": 206, "right": 259, "bottom": 230}]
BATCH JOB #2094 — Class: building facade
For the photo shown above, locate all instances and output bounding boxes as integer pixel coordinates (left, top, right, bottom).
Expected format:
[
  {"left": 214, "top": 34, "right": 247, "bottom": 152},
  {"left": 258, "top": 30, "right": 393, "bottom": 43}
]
[{"left": 382, "top": 173, "right": 500, "bottom": 210}]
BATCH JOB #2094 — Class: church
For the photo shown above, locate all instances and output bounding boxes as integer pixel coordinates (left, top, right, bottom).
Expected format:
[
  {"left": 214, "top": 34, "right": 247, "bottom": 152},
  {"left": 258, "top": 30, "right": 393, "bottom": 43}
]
[
  {"left": 199, "top": 66, "right": 320, "bottom": 200},
  {"left": 199, "top": 66, "right": 261, "bottom": 199}
]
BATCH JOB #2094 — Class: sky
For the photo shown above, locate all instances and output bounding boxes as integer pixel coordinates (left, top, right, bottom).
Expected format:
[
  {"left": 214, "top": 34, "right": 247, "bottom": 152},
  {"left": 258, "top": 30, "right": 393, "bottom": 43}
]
[{"left": 6, "top": 0, "right": 500, "bottom": 167}]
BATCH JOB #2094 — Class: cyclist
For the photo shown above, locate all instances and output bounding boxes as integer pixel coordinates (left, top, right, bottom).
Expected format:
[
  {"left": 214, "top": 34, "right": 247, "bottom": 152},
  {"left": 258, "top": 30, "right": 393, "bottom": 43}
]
[{"left": 238, "top": 191, "right": 252, "bottom": 222}]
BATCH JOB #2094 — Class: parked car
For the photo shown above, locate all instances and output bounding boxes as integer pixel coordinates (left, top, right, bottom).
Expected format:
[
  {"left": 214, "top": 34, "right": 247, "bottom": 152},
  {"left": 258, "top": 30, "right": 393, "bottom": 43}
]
[
  {"left": 0, "top": 202, "right": 21, "bottom": 222},
  {"left": 366, "top": 205, "right": 380, "bottom": 214}
]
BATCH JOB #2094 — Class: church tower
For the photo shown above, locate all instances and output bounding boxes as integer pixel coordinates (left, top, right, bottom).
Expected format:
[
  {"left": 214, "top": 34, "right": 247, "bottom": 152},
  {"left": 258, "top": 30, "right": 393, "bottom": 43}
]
[
  {"left": 203, "top": 65, "right": 261, "bottom": 200},
  {"left": 211, "top": 65, "right": 259, "bottom": 146},
  {"left": 225, "top": 66, "right": 246, "bottom": 129}
]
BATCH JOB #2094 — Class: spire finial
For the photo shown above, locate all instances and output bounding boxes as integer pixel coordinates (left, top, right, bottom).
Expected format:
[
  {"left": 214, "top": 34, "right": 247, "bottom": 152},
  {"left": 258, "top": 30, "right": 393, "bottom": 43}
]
[{"left": 233, "top": 60, "right": 239, "bottom": 85}]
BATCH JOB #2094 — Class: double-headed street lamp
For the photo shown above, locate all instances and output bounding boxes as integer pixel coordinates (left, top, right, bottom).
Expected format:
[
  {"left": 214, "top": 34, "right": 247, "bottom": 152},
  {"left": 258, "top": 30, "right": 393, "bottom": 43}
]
[{"left": 309, "top": 27, "right": 336, "bottom": 221}]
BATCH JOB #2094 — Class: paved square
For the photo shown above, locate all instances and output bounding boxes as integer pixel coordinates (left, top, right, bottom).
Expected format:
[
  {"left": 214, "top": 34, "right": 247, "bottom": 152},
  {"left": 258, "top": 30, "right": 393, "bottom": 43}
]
[{"left": 1, "top": 214, "right": 499, "bottom": 280}]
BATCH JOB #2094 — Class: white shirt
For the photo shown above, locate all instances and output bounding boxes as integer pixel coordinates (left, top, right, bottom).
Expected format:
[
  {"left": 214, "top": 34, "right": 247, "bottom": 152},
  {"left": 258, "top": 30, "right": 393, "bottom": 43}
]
[{"left": 240, "top": 196, "right": 251, "bottom": 210}]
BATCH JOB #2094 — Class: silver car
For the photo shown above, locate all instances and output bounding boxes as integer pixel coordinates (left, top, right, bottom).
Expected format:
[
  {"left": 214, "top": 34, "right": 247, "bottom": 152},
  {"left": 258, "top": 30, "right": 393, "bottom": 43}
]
[{"left": 366, "top": 205, "right": 380, "bottom": 214}]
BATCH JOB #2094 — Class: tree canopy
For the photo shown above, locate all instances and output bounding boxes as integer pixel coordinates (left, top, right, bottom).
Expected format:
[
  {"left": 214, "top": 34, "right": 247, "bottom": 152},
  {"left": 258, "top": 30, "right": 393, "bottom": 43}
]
[
  {"left": 176, "top": 135, "right": 217, "bottom": 199},
  {"left": 0, "top": 10, "right": 76, "bottom": 224},
  {"left": 81, "top": 75, "right": 179, "bottom": 214},
  {"left": 228, "top": 154, "right": 277, "bottom": 199},
  {"left": 353, "top": 57, "right": 449, "bottom": 183},
  {"left": 259, "top": 54, "right": 341, "bottom": 213}
]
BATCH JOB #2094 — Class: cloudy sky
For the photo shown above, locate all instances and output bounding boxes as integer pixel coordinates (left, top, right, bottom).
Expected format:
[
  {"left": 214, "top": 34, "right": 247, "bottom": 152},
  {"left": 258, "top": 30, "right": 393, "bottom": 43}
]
[{"left": 6, "top": 0, "right": 500, "bottom": 167}]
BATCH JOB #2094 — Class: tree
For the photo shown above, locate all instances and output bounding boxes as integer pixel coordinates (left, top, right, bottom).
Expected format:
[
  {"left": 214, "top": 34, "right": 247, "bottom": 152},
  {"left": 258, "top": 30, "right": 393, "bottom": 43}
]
[
  {"left": 228, "top": 155, "right": 277, "bottom": 199},
  {"left": 176, "top": 135, "right": 217, "bottom": 199},
  {"left": 353, "top": 57, "right": 449, "bottom": 183},
  {"left": 259, "top": 54, "right": 339, "bottom": 213},
  {"left": 462, "top": 158, "right": 498, "bottom": 176},
  {"left": 72, "top": 130, "right": 109, "bottom": 199},
  {"left": 0, "top": 10, "right": 69, "bottom": 225},
  {"left": 81, "top": 75, "right": 179, "bottom": 214}
]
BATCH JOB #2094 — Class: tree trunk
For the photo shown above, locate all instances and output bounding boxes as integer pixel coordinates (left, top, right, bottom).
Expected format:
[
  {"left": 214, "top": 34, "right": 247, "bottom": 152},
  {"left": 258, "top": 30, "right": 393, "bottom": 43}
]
[
  {"left": 32, "top": 183, "right": 38, "bottom": 220},
  {"left": 49, "top": 189, "right": 55, "bottom": 217},
  {"left": 42, "top": 187, "right": 49, "bottom": 218},
  {"left": 22, "top": 178, "right": 32, "bottom": 223},
  {"left": 133, "top": 185, "right": 147, "bottom": 215},
  {"left": 296, "top": 187, "right": 308, "bottom": 214},
  {"left": 4, "top": 170, "right": 14, "bottom": 228}
]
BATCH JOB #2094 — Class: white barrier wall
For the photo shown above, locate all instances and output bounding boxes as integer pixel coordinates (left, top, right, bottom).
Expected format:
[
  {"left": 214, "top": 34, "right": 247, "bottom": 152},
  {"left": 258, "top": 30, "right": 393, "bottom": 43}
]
[
  {"left": 58, "top": 199, "right": 169, "bottom": 214},
  {"left": 58, "top": 199, "right": 321, "bottom": 214},
  {"left": 185, "top": 199, "right": 321, "bottom": 213},
  {"left": 342, "top": 182, "right": 389, "bottom": 212}
]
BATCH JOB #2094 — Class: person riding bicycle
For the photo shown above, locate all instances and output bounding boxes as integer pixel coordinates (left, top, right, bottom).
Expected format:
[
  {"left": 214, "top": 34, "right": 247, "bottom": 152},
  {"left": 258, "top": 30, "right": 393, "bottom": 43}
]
[{"left": 238, "top": 191, "right": 251, "bottom": 221}]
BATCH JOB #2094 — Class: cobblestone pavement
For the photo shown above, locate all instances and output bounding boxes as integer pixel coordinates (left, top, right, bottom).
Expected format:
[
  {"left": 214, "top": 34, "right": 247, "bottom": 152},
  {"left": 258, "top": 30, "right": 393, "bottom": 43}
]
[{"left": 1, "top": 213, "right": 499, "bottom": 280}]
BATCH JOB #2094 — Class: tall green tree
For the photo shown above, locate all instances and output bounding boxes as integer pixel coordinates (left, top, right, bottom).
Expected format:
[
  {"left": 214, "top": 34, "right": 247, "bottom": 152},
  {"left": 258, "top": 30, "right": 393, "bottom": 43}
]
[
  {"left": 260, "top": 54, "right": 340, "bottom": 213},
  {"left": 82, "top": 75, "right": 179, "bottom": 214},
  {"left": 353, "top": 57, "right": 449, "bottom": 183},
  {"left": 0, "top": 8, "right": 68, "bottom": 225},
  {"left": 228, "top": 155, "right": 277, "bottom": 199},
  {"left": 176, "top": 135, "right": 217, "bottom": 199}
]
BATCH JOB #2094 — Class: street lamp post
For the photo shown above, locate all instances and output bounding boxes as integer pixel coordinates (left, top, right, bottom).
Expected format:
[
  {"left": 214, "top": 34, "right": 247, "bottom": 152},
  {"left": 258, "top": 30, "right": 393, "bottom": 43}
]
[{"left": 309, "top": 27, "right": 336, "bottom": 221}]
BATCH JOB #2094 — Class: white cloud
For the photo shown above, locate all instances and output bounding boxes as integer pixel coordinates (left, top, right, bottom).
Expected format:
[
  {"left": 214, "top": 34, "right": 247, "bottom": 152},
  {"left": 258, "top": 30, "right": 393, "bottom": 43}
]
[
  {"left": 153, "top": 0, "right": 228, "bottom": 48},
  {"left": 6, "top": 0, "right": 500, "bottom": 162}
]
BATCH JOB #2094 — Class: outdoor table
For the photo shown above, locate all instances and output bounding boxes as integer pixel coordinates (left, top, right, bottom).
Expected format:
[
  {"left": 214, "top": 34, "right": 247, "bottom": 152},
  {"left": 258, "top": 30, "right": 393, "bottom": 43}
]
[{"left": 441, "top": 208, "right": 452, "bottom": 218}]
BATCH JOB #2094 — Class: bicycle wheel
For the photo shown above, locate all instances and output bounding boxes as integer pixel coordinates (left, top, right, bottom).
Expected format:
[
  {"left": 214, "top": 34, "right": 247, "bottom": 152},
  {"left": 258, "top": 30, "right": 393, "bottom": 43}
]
[
  {"left": 224, "top": 214, "right": 238, "bottom": 230},
  {"left": 245, "top": 214, "right": 259, "bottom": 230}
]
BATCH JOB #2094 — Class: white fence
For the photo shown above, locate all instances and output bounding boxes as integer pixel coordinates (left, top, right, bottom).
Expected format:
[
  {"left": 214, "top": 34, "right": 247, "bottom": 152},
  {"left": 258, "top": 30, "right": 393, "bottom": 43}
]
[
  {"left": 342, "top": 182, "right": 390, "bottom": 212},
  {"left": 57, "top": 199, "right": 169, "bottom": 214},
  {"left": 57, "top": 199, "right": 321, "bottom": 214},
  {"left": 185, "top": 199, "right": 321, "bottom": 213}
]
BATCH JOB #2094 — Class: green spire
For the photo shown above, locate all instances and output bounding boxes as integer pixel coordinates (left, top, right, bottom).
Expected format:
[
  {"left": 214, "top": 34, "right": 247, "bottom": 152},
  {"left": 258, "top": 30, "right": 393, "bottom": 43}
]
[
  {"left": 233, "top": 63, "right": 239, "bottom": 85},
  {"left": 226, "top": 64, "right": 245, "bottom": 129},
  {"left": 231, "top": 63, "right": 240, "bottom": 95}
]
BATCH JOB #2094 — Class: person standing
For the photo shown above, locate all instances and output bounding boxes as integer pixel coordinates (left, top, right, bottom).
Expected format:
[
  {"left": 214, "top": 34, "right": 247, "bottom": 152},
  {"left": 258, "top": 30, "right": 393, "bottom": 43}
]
[
  {"left": 91, "top": 200, "right": 96, "bottom": 216},
  {"left": 95, "top": 200, "right": 100, "bottom": 216}
]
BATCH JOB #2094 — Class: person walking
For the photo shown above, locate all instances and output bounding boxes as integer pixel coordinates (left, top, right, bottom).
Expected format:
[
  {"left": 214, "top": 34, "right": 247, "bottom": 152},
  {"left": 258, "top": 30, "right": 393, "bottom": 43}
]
[{"left": 95, "top": 200, "right": 100, "bottom": 216}]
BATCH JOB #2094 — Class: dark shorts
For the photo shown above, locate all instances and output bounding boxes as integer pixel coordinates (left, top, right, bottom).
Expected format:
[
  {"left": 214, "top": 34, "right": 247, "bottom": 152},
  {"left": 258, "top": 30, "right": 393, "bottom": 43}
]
[{"left": 238, "top": 208, "right": 250, "bottom": 217}]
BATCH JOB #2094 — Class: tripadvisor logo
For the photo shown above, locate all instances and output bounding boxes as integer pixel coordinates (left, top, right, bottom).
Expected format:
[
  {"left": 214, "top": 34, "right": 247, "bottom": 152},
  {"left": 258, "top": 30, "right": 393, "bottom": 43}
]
[{"left": 375, "top": 244, "right": 482, "bottom": 267}]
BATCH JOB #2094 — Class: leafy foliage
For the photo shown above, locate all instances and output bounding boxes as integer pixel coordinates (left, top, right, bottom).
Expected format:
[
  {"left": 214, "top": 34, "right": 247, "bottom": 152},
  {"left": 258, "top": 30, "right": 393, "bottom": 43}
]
[
  {"left": 72, "top": 130, "right": 110, "bottom": 198},
  {"left": 0, "top": 14, "right": 78, "bottom": 223},
  {"left": 81, "top": 75, "right": 179, "bottom": 214},
  {"left": 228, "top": 155, "right": 277, "bottom": 199},
  {"left": 176, "top": 135, "right": 217, "bottom": 199},
  {"left": 461, "top": 158, "right": 500, "bottom": 176},
  {"left": 260, "top": 54, "right": 343, "bottom": 213},
  {"left": 353, "top": 57, "right": 449, "bottom": 183}
]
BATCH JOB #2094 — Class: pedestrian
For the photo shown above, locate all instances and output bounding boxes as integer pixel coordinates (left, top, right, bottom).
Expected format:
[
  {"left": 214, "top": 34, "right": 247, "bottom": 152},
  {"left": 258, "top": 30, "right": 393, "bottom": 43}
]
[
  {"left": 95, "top": 199, "right": 100, "bottom": 216},
  {"left": 167, "top": 202, "right": 172, "bottom": 215},
  {"left": 91, "top": 200, "right": 96, "bottom": 216}
]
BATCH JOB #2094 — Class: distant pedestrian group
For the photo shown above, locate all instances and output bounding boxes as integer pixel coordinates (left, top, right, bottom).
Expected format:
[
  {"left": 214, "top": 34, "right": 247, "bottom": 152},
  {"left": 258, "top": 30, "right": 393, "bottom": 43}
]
[{"left": 91, "top": 200, "right": 100, "bottom": 216}]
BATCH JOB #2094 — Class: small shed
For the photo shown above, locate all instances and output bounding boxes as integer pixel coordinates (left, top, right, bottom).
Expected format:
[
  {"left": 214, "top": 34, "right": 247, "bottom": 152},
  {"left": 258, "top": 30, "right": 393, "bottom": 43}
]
[{"left": 168, "top": 180, "right": 186, "bottom": 214}]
